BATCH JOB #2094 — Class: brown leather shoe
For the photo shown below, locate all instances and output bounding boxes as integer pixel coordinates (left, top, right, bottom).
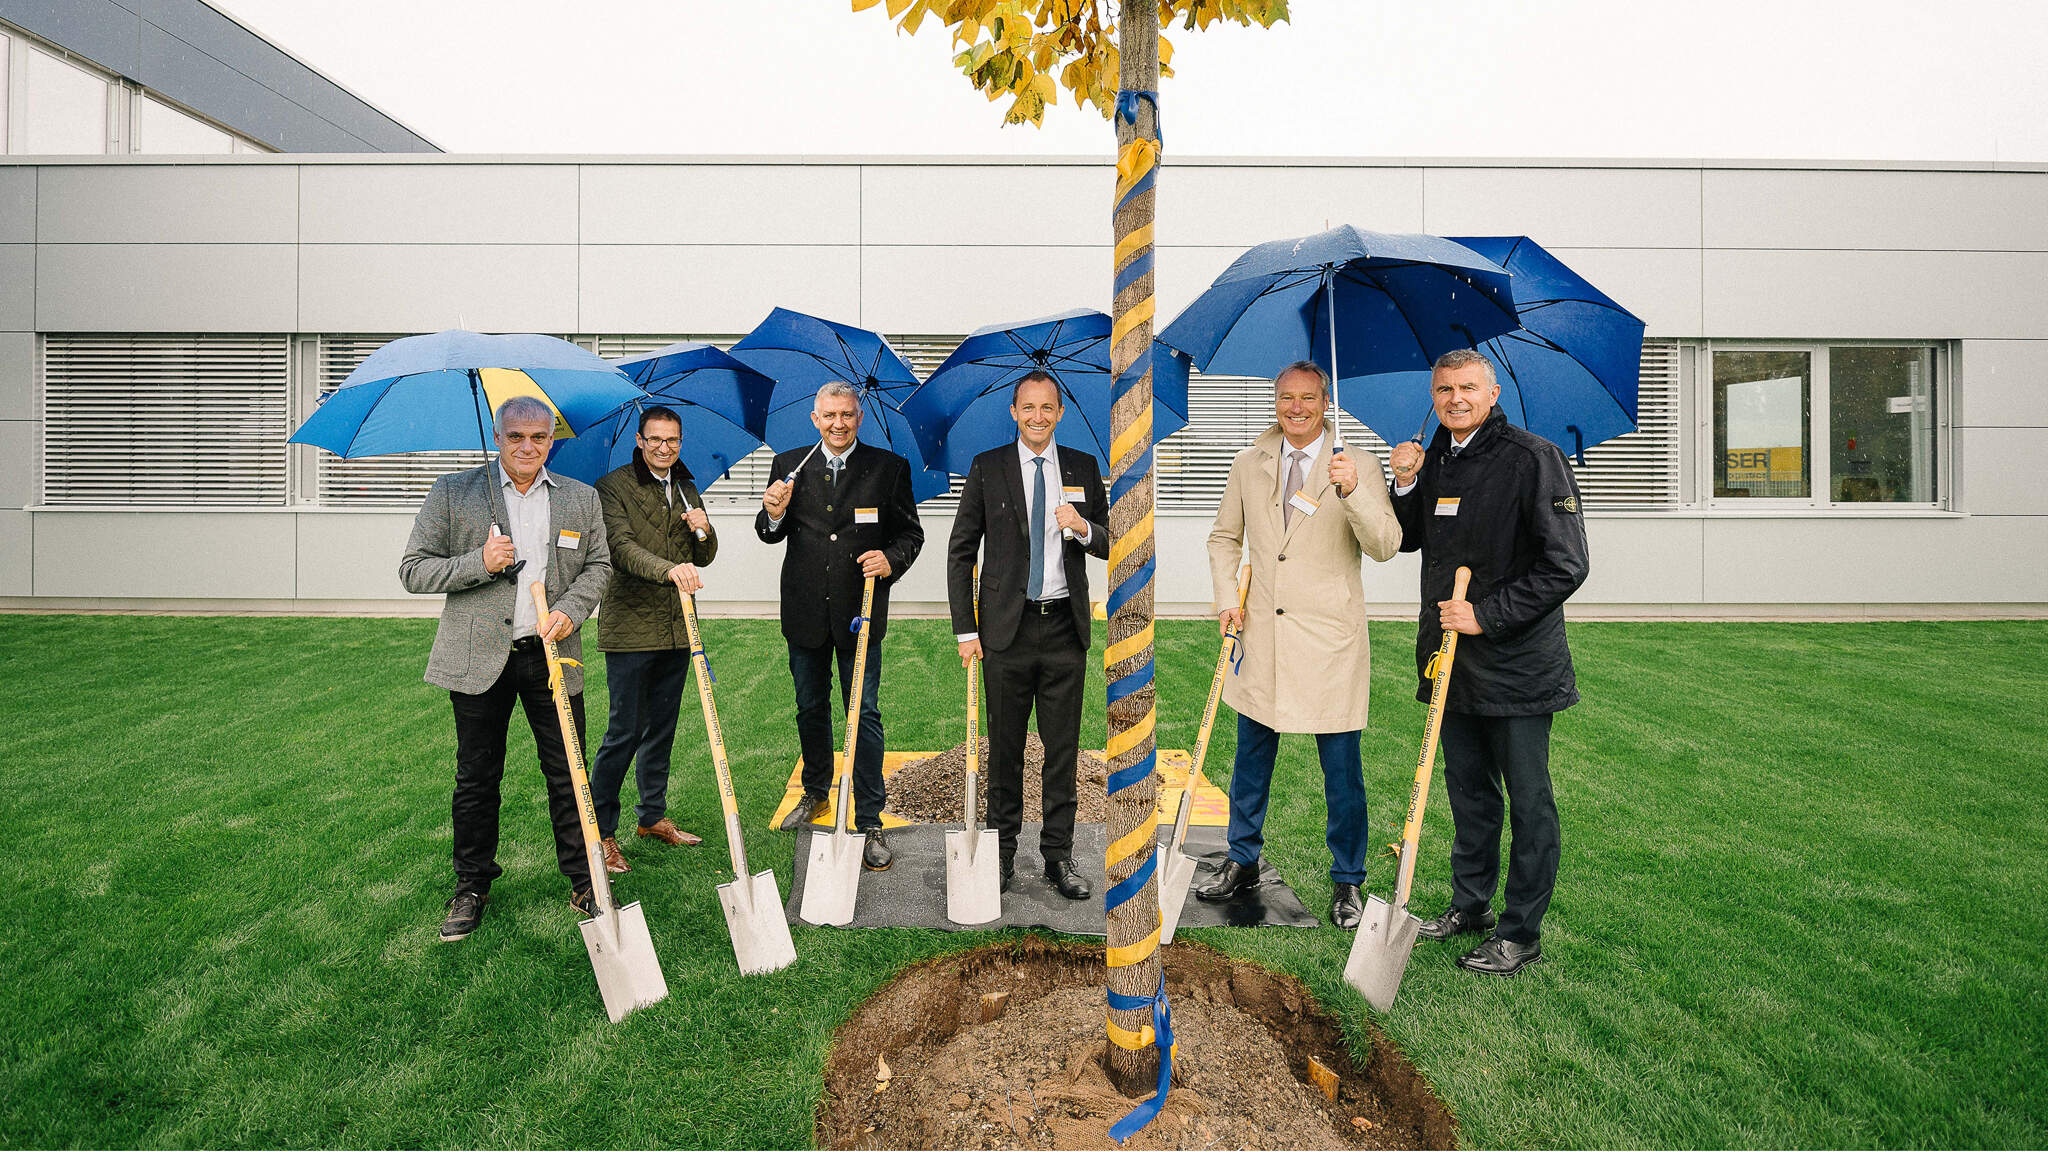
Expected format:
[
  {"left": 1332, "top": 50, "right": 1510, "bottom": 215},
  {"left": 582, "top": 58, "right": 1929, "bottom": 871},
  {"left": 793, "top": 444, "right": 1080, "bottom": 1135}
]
[
  {"left": 601, "top": 837, "right": 631, "bottom": 874},
  {"left": 637, "top": 817, "right": 702, "bottom": 847}
]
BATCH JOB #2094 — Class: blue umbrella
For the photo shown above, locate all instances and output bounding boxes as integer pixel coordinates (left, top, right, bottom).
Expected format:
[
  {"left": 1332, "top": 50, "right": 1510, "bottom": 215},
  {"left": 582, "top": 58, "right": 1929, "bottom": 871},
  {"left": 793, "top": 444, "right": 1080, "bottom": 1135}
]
[
  {"left": 545, "top": 342, "right": 772, "bottom": 489},
  {"left": 1354, "top": 236, "right": 1646, "bottom": 461},
  {"left": 1159, "top": 226, "right": 1519, "bottom": 441},
  {"left": 900, "top": 308, "right": 1192, "bottom": 474},
  {"left": 728, "top": 307, "right": 953, "bottom": 501},
  {"left": 289, "top": 330, "right": 641, "bottom": 458}
]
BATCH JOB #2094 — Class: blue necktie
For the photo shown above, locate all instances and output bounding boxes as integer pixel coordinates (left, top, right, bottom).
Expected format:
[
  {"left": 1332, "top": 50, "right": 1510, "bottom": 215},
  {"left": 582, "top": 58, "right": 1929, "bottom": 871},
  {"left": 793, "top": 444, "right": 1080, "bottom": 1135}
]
[{"left": 1027, "top": 456, "right": 1047, "bottom": 601}]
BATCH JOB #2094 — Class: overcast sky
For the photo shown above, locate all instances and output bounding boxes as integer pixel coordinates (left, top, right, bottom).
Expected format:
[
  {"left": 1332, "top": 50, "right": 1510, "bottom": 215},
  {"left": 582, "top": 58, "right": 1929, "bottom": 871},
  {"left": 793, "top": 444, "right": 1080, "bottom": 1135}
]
[{"left": 222, "top": 0, "right": 2047, "bottom": 163}]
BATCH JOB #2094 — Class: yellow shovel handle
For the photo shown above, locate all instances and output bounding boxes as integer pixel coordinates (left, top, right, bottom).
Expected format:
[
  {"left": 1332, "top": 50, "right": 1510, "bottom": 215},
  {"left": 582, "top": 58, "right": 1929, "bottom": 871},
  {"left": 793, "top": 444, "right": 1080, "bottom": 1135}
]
[
  {"left": 834, "top": 576, "right": 878, "bottom": 835},
  {"left": 680, "top": 590, "right": 750, "bottom": 879},
  {"left": 1392, "top": 566, "right": 1470, "bottom": 910},
  {"left": 530, "top": 581, "right": 612, "bottom": 917}
]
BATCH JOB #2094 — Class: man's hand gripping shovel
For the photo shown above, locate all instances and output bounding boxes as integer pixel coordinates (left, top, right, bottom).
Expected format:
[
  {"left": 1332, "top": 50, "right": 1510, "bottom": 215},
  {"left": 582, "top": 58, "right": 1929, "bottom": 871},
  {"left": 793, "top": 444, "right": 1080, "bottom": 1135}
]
[
  {"left": 1159, "top": 563, "right": 1252, "bottom": 944},
  {"left": 530, "top": 582, "right": 669, "bottom": 1023},
  {"left": 1343, "top": 567, "right": 1471, "bottom": 1012},
  {"left": 680, "top": 590, "right": 796, "bottom": 975},
  {"left": 798, "top": 576, "right": 877, "bottom": 927},
  {"left": 946, "top": 567, "right": 1001, "bottom": 925}
]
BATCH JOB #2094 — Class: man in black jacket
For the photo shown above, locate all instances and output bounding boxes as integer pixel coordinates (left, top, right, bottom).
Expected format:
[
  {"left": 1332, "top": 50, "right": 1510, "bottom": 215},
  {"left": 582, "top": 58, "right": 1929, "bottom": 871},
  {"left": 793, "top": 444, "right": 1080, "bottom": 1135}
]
[
  {"left": 758, "top": 381, "right": 924, "bottom": 870},
  {"left": 947, "top": 371, "right": 1110, "bottom": 899},
  {"left": 1388, "top": 348, "right": 1590, "bottom": 976}
]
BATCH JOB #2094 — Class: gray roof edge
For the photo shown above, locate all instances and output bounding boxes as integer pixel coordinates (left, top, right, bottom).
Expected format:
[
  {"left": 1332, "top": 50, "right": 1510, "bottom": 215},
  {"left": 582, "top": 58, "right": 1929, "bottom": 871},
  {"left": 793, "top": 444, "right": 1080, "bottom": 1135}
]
[
  {"left": 1, "top": 153, "right": 2043, "bottom": 173},
  {"left": 195, "top": 0, "right": 440, "bottom": 151}
]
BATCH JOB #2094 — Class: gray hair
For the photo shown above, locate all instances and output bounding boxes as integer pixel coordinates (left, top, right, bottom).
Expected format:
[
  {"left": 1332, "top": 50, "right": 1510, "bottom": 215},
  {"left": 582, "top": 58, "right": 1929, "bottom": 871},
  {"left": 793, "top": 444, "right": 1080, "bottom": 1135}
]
[
  {"left": 494, "top": 394, "right": 555, "bottom": 432},
  {"left": 814, "top": 380, "right": 860, "bottom": 408},
  {"left": 1432, "top": 348, "right": 1497, "bottom": 386},
  {"left": 1274, "top": 359, "right": 1329, "bottom": 394}
]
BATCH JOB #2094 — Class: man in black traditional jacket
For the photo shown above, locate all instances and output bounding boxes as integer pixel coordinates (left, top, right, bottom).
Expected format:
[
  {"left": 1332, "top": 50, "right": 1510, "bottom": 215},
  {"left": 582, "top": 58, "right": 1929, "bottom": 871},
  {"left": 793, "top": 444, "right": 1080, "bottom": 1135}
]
[
  {"left": 1388, "top": 348, "right": 1590, "bottom": 976},
  {"left": 757, "top": 381, "right": 924, "bottom": 870}
]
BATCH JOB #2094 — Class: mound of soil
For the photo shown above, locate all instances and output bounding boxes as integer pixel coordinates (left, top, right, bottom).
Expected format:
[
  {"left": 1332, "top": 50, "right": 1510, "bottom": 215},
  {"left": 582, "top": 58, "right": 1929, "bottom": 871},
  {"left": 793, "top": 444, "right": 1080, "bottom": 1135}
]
[
  {"left": 887, "top": 737, "right": 1113, "bottom": 825},
  {"left": 819, "top": 936, "right": 1456, "bottom": 1151}
]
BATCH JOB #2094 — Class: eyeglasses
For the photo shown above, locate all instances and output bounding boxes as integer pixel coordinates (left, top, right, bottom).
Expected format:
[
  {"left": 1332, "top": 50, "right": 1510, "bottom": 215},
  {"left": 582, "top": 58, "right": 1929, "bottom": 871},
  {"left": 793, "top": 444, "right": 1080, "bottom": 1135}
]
[{"left": 641, "top": 436, "right": 681, "bottom": 448}]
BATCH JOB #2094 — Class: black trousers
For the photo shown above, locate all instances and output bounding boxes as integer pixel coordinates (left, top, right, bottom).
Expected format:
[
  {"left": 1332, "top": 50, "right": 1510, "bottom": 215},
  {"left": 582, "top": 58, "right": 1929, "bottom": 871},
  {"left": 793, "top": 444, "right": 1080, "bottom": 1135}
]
[
  {"left": 590, "top": 648, "right": 691, "bottom": 839},
  {"left": 983, "top": 605, "right": 1086, "bottom": 864},
  {"left": 449, "top": 642, "right": 592, "bottom": 896},
  {"left": 790, "top": 633, "right": 887, "bottom": 829},
  {"left": 1440, "top": 710, "right": 1560, "bottom": 944}
]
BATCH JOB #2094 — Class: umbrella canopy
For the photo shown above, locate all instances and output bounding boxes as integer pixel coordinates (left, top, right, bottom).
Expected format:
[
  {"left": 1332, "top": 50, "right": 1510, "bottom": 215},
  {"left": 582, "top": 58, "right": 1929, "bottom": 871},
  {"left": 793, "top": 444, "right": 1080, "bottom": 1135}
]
[
  {"left": 545, "top": 342, "right": 772, "bottom": 488},
  {"left": 900, "top": 308, "right": 1192, "bottom": 474},
  {"left": 1350, "top": 237, "right": 1646, "bottom": 459},
  {"left": 288, "top": 330, "right": 641, "bottom": 457},
  {"left": 1160, "top": 226, "right": 1519, "bottom": 383},
  {"left": 729, "top": 307, "right": 952, "bottom": 500}
]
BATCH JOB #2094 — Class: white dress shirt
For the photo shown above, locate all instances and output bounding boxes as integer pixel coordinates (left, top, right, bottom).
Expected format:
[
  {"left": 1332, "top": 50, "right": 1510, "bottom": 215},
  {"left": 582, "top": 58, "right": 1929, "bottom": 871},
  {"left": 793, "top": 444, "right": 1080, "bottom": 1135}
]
[
  {"left": 958, "top": 438, "right": 1091, "bottom": 643},
  {"left": 1393, "top": 428, "right": 1476, "bottom": 496},
  {"left": 499, "top": 462, "right": 555, "bottom": 639}
]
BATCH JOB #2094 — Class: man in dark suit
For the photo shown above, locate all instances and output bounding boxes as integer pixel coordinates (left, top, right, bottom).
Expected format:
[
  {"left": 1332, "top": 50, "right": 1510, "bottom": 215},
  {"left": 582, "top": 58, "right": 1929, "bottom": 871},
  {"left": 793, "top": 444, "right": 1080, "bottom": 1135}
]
[
  {"left": 946, "top": 371, "right": 1109, "bottom": 899},
  {"left": 757, "top": 381, "right": 924, "bottom": 870},
  {"left": 399, "top": 395, "right": 612, "bottom": 943}
]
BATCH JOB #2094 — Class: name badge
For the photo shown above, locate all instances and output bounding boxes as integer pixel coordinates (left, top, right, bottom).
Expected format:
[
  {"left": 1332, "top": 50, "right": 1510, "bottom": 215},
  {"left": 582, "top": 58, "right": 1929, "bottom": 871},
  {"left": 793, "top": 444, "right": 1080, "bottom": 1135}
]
[
  {"left": 1062, "top": 486, "right": 1085, "bottom": 504},
  {"left": 556, "top": 529, "right": 582, "bottom": 549},
  {"left": 1435, "top": 497, "right": 1460, "bottom": 517},
  {"left": 1287, "top": 490, "right": 1320, "bottom": 518},
  {"left": 854, "top": 507, "right": 879, "bottom": 525}
]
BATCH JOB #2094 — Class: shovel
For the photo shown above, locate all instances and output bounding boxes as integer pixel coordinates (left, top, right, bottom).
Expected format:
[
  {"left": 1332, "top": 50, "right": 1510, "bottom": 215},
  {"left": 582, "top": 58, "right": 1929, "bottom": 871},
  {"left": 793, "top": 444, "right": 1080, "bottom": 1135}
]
[
  {"left": 798, "top": 575, "right": 877, "bottom": 927},
  {"left": 1159, "top": 563, "right": 1252, "bottom": 944},
  {"left": 680, "top": 590, "right": 796, "bottom": 975},
  {"left": 946, "top": 568, "right": 1001, "bottom": 925},
  {"left": 1344, "top": 566, "right": 1472, "bottom": 1012},
  {"left": 529, "top": 582, "right": 670, "bottom": 1023}
]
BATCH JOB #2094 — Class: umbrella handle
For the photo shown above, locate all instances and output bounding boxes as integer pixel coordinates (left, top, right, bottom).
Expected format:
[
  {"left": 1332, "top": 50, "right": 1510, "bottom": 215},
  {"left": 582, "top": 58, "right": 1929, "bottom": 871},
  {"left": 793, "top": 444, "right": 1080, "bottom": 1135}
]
[{"left": 677, "top": 490, "right": 710, "bottom": 542}]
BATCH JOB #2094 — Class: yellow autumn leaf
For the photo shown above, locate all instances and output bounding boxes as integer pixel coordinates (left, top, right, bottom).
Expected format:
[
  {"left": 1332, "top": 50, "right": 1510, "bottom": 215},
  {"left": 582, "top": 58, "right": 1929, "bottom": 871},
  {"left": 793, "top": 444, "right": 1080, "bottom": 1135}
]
[{"left": 852, "top": 0, "right": 883, "bottom": 11}]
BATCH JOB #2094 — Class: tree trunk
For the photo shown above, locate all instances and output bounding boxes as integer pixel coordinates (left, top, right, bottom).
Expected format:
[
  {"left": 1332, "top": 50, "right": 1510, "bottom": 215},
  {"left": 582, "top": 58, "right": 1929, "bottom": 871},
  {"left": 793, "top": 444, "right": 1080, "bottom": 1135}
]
[{"left": 1104, "top": 0, "right": 1163, "bottom": 1100}]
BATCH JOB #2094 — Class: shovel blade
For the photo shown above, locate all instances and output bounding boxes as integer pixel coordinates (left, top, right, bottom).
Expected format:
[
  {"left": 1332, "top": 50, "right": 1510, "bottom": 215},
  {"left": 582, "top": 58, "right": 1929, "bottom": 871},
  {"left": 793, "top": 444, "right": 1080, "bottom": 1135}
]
[
  {"left": 1343, "top": 895, "right": 1421, "bottom": 1013},
  {"left": 798, "top": 829, "right": 863, "bottom": 927},
  {"left": 577, "top": 901, "right": 669, "bottom": 1023},
  {"left": 1157, "top": 850, "right": 1200, "bottom": 945},
  {"left": 717, "top": 869, "right": 797, "bottom": 976},
  {"left": 944, "top": 827, "right": 1003, "bottom": 926}
]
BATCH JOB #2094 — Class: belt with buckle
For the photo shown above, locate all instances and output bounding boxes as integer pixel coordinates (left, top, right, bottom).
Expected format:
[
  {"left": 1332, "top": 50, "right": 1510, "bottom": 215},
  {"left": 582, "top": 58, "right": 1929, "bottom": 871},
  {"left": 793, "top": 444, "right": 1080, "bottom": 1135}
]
[
  {"left": 1028, "top": 597, "right": 1070, "bottom": 616},
  {"left": 511, "top": 635, "right": 543, "bottom": 652}
]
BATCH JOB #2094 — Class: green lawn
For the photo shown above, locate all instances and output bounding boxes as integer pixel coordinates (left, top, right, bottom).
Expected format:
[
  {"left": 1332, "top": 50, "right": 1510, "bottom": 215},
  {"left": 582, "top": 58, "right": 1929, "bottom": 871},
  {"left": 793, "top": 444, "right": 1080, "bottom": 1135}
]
[{"left": 1, "top": 615, "right": 2043, "bottom": 1148}]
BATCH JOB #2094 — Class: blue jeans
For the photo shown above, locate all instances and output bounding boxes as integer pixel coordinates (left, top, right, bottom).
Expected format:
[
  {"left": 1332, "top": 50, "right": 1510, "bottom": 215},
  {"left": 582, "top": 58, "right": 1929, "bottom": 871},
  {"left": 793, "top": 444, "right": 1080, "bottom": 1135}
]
[
  {"left": 590, "top": 648, "right": 691, "bottom": 839},
  {"left": 1225, "top": 714, "right": 1368, "bottom": 885},
  {"left": 790, "top": 635, "right": 886, "bottom": 828}
]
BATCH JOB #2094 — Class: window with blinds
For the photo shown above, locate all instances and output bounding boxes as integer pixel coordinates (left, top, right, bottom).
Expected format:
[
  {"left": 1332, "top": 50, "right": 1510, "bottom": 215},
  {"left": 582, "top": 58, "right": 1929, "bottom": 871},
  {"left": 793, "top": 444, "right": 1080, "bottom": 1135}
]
[
  {"left": 42, "top": 333, "right": 290, "bottom": 506},
  {"left": 312, "top": 335, "right": 489, "bottom": 505},
  {"left": 1573, "top": 340, "right": 1681, "bottom": 509}
]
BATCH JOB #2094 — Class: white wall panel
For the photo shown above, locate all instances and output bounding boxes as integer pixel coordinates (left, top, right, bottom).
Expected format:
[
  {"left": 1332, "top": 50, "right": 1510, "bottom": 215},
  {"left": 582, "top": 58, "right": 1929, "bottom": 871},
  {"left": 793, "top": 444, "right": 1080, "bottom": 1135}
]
[
  {"left": 1161, "top": 164, "right": 1423, "bottom": 248},
  {"left": 578, "top": 244, "right": 859, "bottom": 333},
  {"left": 1704, "top": 170, "right": 2048, "bottom": 252},
  {"left": 0, "top": 332, "right": 31, "bottom": 411},
  {"left": 1955, "top": 340, "right": 2048, "bottom": 429},
  {"left": 1578, "top": 517, "right": 1708, "bottom": 603},
  {"left": 1702, "top": 515, "right": 2048, "bottom": 603},
  {"left": 33, "top": 511, "right": 297, "bottom": 598},
  {"left": 1957, "top": 427, "right": 2048, "bottom": 516},
  {"left": 298, "top": 244, "right": 575, "bottom": 332},
  {"left": 0, "top": 245, "right": 32, "bottom": 329},
  {"left": 299, "top": 165, "right": 577, "bottom": 244},
  {"left": 37, "top": 165, "right": 297, "bottom": 243},
  {"left": 0, "top": 420, "right": 34, "bottom": 506},
  {"left": 582, "top": 165, "right": 860, "bottom": 246},
  {"left": 293, "top": 512, "right": 428, "bottom": 600},
  {"left": 0, "top": 169, "right": 37, "bottom": 244},
  {"left": 1702, "top": 250, "right": 2048, "bottom": 340},
  {"left": 36, "top": 243, "right": 296, "bottom": 330},
  {"left": 1424, "top": 167, "right": 1702, "bottom": 248},
  {"left": 1154, "top": 245, "right": 1255, "bottom": 323},
  {"left": 1549, "top": 246, "right": 1703, "bottom": 337},
  {"left": 858, "top": 245, "right": 1103, "bottom": 333},
  {"left": 0, "top": 510, "right": 29, "bottom": 594},
  {"left": 861, "top": 165, "right": 1103, "bottom": 246}
]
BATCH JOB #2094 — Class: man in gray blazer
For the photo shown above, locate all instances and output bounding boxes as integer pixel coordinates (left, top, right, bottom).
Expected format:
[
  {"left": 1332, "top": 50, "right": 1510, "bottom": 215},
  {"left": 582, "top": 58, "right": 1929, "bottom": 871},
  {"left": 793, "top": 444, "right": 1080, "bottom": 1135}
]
[{"left": 399, "top": 395, "right": 612, "bottom": 943}]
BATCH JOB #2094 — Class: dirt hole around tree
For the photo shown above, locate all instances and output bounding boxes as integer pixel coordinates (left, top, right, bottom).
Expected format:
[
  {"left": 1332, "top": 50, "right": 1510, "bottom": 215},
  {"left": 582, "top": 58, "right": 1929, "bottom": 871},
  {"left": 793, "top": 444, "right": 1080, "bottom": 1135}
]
[{"left": 818, "top": 936, "right": 1457, "bottom": 1150}]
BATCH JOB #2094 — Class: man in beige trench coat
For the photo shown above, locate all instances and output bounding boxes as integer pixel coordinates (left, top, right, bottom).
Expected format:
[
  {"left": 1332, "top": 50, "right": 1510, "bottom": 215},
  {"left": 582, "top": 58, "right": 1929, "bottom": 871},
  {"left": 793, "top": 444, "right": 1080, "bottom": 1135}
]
[{"left": 1197, "top": 360, "right": 1402, "bottom": 929}]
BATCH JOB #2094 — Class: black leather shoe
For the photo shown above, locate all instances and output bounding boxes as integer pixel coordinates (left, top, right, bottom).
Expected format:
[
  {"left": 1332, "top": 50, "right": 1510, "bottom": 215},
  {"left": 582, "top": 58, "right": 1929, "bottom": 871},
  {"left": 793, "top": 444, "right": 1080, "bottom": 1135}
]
[
  {"left": 1457, "top": 935, "right": 1543, "bottom": 976},
  {"left": 440, "top": 891, "right": 486, "bottom": 942},
  {"left": 1045, "top": 859, "right": 1091, "bottom": 901},
  {"left": 1330, "top": 883, "right": 1364, "bottom": 930},
  {"left": 860, "top": 827, "right": 892, "bottom": 871},
  {"left": 1000, "top": 858, "right": 1015, "bottom": 892},
  {"left": 1416, "top": 905, "right": 1498, "bottom": 941},
  {"left": 780, "top": 793, "right": 825, "bottom": 831},
  {"left": 1195, "top": 859, "right": 1260, "bottom": 902},
  {"left": 568, "top": 887, "right": 597, "bottom": 918}
]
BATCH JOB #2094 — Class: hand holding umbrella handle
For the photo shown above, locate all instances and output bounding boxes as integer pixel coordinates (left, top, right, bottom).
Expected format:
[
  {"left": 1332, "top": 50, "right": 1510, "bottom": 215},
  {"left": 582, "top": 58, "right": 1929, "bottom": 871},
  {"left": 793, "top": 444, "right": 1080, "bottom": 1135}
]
[{"left": 677, "top": 491, "right": 709, "bottom": 542}]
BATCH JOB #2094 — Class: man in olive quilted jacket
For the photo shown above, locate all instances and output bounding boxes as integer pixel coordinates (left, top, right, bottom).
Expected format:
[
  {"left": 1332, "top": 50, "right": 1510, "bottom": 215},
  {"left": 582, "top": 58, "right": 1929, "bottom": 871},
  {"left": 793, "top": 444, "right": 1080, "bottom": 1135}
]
[{"left": 590, "top": 407, "right": 720, "bottom": 874}]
